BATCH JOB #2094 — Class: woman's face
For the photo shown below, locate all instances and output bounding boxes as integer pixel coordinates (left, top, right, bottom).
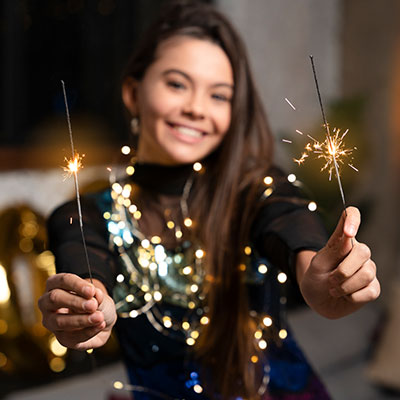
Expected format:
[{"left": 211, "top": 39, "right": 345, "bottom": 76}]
[{"left": 123, "top": 36, "right": 234, "bottom": 165}]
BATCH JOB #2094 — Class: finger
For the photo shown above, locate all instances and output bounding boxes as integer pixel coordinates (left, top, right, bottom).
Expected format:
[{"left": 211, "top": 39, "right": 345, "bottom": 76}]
[
  {"left": 329, "top": 242, "right": 372, "bottom": 285},
  {"left": 325, "top": 207, "right": 361, "bottom": 264},
  {"left": 329, "top": 259, "right": 376, "bottom": 297},
  {"left": 46, "top": 273, "right": 95, "bottom": 299},
  {"left": 56, "top": 324, "right": 107, "bottom": 350},
  {"left": 45, "top": 310, "right": 105, "bottom": 332},
  {"left": 40, "top": 289, "right": 99, "bottom": 314},
  {"left": 345, "top": 277, "right": 381, "bottom": 304}
]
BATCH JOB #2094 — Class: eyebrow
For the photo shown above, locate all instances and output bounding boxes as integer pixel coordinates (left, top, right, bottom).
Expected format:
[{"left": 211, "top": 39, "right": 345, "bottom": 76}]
[{"left": 162, "top": 68, "right": 234, "bottom": 90}]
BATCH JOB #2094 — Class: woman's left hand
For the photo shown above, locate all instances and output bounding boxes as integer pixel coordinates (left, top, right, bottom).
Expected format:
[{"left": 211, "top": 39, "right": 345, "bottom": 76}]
[{"left": 298, "top": 206, "right": 380, "bottom": 319}]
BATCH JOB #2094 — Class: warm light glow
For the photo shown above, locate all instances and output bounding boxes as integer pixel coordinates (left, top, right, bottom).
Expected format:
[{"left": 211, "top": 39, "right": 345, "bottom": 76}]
[
  {"left": 263, "top": 176, "right": 273, "bottom": 185},
  {"left": 126, "top": 165, "right": 135, "bottom": 175},
  {"left": 279, "top": 329, "right": 288, "bottom": 339},
  {"left": 287, "top": 173, "right": 297, "bottom": 183},
  {"left": 193, "top": 162, "right": 203, "bottom": 172},
  {"left": 193, "top": 384, "right": 203, "bottom": 394},
  {"left": 258, "top": 339, "right": 267, "bottom": 350},
  {"left": 153, "top": 291, "right": 162, "bottom": 301},
  {"left": 200, "top": 316, "right": 210, "bottom": 325},
  {"left": 0, "top": 265, "right": 10, "bottom": 304},
  {"left": 308, "top": 201, "right": 317, "bottom": 212},
  {"left": 163, "top": 316, "right": 172, "bottom": 328},
  {"left": 195, "top": 249, "right": 204, "bottom": 259},
  {"left": 182, "top": 321, "right": 190, "bottom": 330},
  {"left": 277, "top": 272, "right": 287, "bottom": 283},
  {"left": 49, "top": 357, "right": 66, "bottom": 372},
  {"left": 0, "top": 352, "right": 7, "bottom": 368},
  {"left": 63, "top": 153, "right": 83, "bottom": 178},
  {"left": 49, "top": 336, "right": 68, "bottom": 357},
  {"left": 263, "top": 316, "right": 273, "bottom": 327},
  {"left": 293, "top": 128, "right": 356, "bottom": 180},
  {"left": 186, "top": 337, "right": 195, "bottom": 346},
  {"left": 121, "top": 145, "right": 131, "bottom": 155},
  {"left": 182, "top": 266, "right": 192, "bottom": 275},
  {"left": 113, "top": 381, "right": 124, "bottom": 390},
  {"left": 251, "top": 355, "right": 259, "bottom": 364},
  {"left": 254, "top": 330, "right": 262, "bottom": 339},
  {"left": 184, "top": 218, "right": 193, "bottom": 227},
  {"left": 244, "top": 246, "right": 252, "bottom": 255},
  {"left": 258, "top": 264, "right": 268, "bottom": 274}
]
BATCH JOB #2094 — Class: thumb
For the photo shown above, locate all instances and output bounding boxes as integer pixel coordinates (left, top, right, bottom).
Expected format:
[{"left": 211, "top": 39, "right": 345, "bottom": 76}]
[{"left": 325, "top": 206, "right": 360, "bottom": 263}]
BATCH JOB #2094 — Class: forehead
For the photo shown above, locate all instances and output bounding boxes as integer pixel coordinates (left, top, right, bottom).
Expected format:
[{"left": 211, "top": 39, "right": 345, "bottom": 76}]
[{"left": 150, "top": 35, "right": 234, "bottom": 85}]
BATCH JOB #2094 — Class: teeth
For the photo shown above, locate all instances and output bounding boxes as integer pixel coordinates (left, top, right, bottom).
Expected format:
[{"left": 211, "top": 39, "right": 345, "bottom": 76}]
[{"left": 175, "top": 126, "right": 202, "bottom": 138}]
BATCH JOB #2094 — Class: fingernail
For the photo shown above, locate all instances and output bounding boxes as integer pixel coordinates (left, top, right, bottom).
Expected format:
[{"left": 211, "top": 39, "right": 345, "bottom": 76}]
[
  {"left": 83, "top": 286, "right": 93, "bottom": 297},
  {"left": 88, "top": 313, "right": 99, "bottom": 324},
  {"left": 83, "top": 299, "right": 94, "bottom": 311},
  {"left": 347, "top": 224, "right": 356, "bottom": 236}
]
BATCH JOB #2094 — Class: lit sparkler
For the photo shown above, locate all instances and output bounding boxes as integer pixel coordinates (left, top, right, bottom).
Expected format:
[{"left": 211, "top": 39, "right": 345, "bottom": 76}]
[
  {"left": 283, "top": 59, "right": 357, "bottom": 214},
  {"left": 61, "top": 80, "right": 93, "bottom": 283}
]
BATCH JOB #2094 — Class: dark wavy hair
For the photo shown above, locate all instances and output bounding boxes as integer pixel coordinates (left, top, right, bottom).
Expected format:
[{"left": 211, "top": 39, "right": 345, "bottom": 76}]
[{"left": 124, "top": 1, "right": 274, "bottom": 397}]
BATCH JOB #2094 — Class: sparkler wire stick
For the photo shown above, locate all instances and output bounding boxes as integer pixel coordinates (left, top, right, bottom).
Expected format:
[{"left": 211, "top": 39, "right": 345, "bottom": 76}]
[
  {"left": 309, "top": 56, "right": 348, "bottom": 216},
  {"left": 61, "top": 80, "right": 93, "bottom": 283}
]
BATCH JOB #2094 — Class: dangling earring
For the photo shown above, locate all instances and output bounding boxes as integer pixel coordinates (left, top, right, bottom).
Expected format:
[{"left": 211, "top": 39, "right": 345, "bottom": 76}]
[{"left": 130, "top": 116, "right": 140, "bottom": 135}]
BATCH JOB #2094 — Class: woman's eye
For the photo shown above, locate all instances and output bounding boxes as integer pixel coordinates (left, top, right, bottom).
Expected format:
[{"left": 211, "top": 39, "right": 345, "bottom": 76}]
[
  {"left": 211, "top": 93, "right": 231, "bottom": 102},
  {"left": 167, "top": 80, "right": 186, "bottom": 90}
]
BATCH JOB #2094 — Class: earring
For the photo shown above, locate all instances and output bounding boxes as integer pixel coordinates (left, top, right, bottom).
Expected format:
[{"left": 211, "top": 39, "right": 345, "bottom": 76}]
[{"left": 130, "top": 117, "right": 139, "bottom": 135}]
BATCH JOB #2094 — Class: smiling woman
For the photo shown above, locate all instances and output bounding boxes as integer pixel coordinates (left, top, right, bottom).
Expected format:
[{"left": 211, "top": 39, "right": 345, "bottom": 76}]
[
  {"left": 122, "top": 36, "right": 234, "bottom": 165},
  {"left": 38, "top": 1, "right": 380, "bottom": 399}
]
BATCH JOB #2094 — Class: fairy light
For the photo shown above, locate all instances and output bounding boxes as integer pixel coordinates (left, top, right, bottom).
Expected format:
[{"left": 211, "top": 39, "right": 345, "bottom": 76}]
[
  {"left": 0, "top": 265, "right": 10, "bottom": 304},
  {"left": 287, "top": 173, "right": 297, "bottom": 183},
  {"left": 193, "top": 384, "right": 203, "bottom": 394},
  {"left": 263, "top": 316, "right": 273, "bottom": 327},
  {"left": 279, "top": 329, "right": 288, "bottom": 339},
  {"left": 258, "top": 264, "right": 268, "bottom": 274},
  {"left": 113, "top": 381, "right": 124, "bottom": 390},
  {"left": 195, "top": 249, "right": 204, "bottom": 259},
  {"left": 277, "top": 272, "right": 287, "bottom": 284},
  {"left": 184, "top": 218, "right": 193, "bottom": 227},
  {"left": 308, "top": 201, "right": 317, "bottom": 212},
  {"left": 263, "top": 176, "right": 273, "bottom": 185},
  {"left": 121, "top": 145, "right": 131, "bottom": 155},
  {"left": 193, "top": 162, "right": 203, "bottom": 172},
  {"left": 244, "top": 246, "right": 252, "bottom": 255},
  {"left": 258, "top": 339, "right": 267, "bottom": 350}
]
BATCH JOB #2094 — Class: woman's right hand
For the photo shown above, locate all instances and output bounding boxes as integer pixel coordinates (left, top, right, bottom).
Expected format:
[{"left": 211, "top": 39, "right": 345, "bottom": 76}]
[{"left": 38, "top": 273, "right": 117, "bottom": 350}]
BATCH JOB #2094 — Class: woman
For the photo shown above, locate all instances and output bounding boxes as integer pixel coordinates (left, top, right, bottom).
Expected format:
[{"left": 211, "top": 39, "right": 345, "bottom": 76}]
[{"left": 38, "top": 1, "right": 380, "bottom": 399}]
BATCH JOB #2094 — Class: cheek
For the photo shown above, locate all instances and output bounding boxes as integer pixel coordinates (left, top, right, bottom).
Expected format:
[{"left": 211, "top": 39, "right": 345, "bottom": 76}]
[{"left": 214, "top": 106, "right": 232, "bottom": 137}]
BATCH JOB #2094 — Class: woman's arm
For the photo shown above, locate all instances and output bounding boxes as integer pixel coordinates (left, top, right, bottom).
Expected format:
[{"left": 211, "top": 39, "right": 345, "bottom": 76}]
[{"left": 297, "top": 206, "right": 380, "bottom": 319}]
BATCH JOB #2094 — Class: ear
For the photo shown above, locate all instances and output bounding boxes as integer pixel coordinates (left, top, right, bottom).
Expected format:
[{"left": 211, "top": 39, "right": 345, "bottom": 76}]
[{"left": 122, "top": 77, "right": 140, "bottom": 116}]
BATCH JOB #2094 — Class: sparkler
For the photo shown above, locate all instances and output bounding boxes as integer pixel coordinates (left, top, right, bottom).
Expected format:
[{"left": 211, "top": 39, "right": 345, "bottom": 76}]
[
  {"left": 61, "top": 80, "right": 93, "bottom": 283},
  {"left": 283, "top": 58, "right": 357, "bottom": 215}
]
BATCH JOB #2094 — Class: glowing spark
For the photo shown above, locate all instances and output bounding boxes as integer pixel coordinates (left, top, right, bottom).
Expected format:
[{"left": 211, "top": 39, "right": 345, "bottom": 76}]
[
  {"left": 282, "top": 139, "right": 292, "bottom": 143},
  {"left": 285, "top": 97, "right": 296, "bottom": 110},
  {"left": 295, "top": 129, "right": 304, "bottom": 135},
  {"left": 295, "top": 128, "right": 356, "bottom": 179},
  {"left": 62, "top": 153, "right": 84, "bottom": 180}
]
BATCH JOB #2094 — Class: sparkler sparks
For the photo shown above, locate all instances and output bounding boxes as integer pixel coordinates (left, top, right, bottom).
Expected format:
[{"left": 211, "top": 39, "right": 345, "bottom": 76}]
[{"left": 283, "top": 58, "right": 358, "bottom": 214}]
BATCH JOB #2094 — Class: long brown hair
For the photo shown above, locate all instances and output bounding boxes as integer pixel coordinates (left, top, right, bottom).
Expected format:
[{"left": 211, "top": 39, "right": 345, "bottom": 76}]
[{"left": 124, "top": 1, "right": 274, "bottom": 397}]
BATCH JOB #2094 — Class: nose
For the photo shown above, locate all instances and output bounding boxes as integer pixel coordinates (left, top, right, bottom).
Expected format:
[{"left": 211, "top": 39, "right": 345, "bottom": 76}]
[{"left": 182, "top": 92, "right": 205, "bottom": 119}]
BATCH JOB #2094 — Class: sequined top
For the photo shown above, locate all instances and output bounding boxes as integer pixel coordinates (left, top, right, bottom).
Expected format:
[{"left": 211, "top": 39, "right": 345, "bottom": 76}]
[{"left": 48, "top": 163, "right": 330, "bottom": 399}]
